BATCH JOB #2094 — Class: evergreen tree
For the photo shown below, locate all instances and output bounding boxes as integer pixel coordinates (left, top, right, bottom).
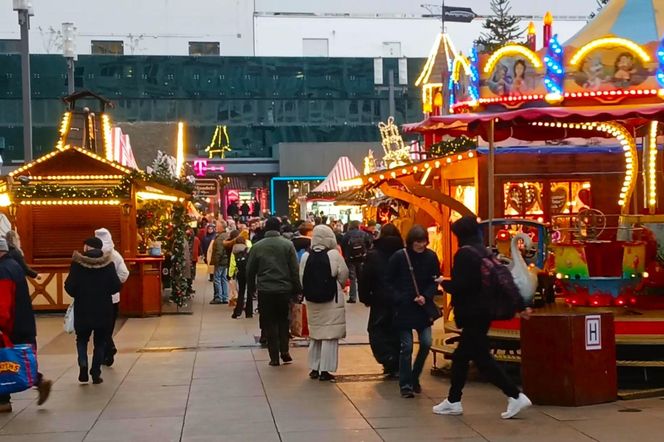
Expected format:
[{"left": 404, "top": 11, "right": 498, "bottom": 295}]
[
  {"left": 476, "top": 0, "right": 524, "bottom": 54},
  {"left": 589, "top": 0, "right": 610, "bottom": 20}
]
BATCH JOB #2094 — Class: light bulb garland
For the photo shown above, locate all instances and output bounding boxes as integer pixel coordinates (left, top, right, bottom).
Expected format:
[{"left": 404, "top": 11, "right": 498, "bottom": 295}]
[
  {"left": 544, "top": 34, "right": 564, "bottom": 101},
  {"left": 531, "top": 121, "right": 637, "bottom": 213},
  {"left": 657, "top": 37, "right": 664, "bottom": 87}
]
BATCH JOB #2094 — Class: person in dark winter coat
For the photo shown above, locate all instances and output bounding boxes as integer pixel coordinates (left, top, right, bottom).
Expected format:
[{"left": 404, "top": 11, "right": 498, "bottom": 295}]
[
  {"left": 200, "top": 224, "right": 216, "bottom": 260},
  {"left": 433, "top": 215, "right": 532, "bottom": 419},
  {"left": 387, "top": 225, "right": 440, "bottom": 398},
  {"left": 359, "top": 223, "right": 403, "bottom": 377},
  {"left": 0, "top": 238, "right": 52, "bottom": 411},
  {"left": 247, "top": 217, "right": 302, "bottom": 366},
  {"left": 65, "top": 237, "right": 122, "bottom": 385},
  {"left": 341, "top": 221, "right": 372, "bottom": 303},
  {"left": 5, "top": 231, "right": 38, "bottom": 279}
]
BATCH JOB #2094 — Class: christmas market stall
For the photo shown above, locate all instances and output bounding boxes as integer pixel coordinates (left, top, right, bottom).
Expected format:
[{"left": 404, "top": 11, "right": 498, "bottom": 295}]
[
  {"left": 0, "top": 91, "right": 193, "bottom": 315},
  {"left": 305, "top": 156, "right": 363, "bottom": 223}
]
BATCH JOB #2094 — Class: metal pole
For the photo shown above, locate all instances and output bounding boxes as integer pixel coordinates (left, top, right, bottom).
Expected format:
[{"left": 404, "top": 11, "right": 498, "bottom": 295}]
[
  {"left": 488, "top": 119, "right": 495, "bottom": 247},
  {"left": 19, "top": 9, "right": 33, "bottom": 162},
  {"left": 388, "top": 69, "right": 395, "bottom": 118},
  {"left": 67, "top": 58, "right": 75, "bottom": 94}
]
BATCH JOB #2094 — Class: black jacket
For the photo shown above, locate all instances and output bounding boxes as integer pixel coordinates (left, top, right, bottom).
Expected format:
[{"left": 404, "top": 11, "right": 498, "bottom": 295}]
[
  {"left": 442, "top": 239, "right": 491, "bottom": 328},
  {"left": 65, "top": 249, "right": 122, "bottom": 331},
  {"left": 0, "top": 254, "right": 36, "bottom": 344},
  {"left": 359, "top": 236, "right": 403, "bottom": 307},
  {"left": 387, "top": 248, "right": 440, "bottom": 330},
  {"left": 7, "top": 247, "right": 38, "bottom": 279}
]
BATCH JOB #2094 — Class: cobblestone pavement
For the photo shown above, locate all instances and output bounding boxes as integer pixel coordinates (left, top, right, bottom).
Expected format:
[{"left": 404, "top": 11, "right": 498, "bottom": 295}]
[{"left": 3, "top": 266, "right": 664, "bottom": 441}]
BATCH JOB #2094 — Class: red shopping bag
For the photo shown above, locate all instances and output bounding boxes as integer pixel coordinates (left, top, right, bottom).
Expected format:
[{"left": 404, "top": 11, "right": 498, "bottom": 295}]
[{"left": 290, "top": 303, "right": 309, "bottom": 338}]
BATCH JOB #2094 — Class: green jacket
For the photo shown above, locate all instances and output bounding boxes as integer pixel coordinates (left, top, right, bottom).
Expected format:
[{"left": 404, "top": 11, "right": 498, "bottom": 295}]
[
  {"left": 247, "top": 231, "right": 302, "bottom": 295},
  {"left": 210, "top": 236, "right": 229, "bottom": 268}
]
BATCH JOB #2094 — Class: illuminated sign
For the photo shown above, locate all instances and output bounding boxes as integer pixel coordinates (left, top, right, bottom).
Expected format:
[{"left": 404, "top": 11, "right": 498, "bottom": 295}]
[
  {"left": 195, "top": 179, "right": 219, "bottom": 197},
  {"left": 192, "top": 159, "right": 225, "bottom": 177}
]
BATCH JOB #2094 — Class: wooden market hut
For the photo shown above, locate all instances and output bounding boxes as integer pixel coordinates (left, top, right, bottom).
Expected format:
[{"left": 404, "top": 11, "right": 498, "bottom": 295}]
[{"left": 1, "top": 91, "right": 188, "bottom": 314}]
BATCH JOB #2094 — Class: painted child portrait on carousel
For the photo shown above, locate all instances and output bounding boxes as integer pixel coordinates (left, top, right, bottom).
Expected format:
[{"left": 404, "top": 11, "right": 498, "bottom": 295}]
[
  {"left": 574, "top": 49, "right": 648, "bottom": 90},
  {"left": 485, "top": 57, "right": 539, "bottom": 96},
  {"left": 487, "top": 63, "right": 512, "bottom": 95},
  {"left": 511, "top": 59, "right": 531, "bottom": 94}
]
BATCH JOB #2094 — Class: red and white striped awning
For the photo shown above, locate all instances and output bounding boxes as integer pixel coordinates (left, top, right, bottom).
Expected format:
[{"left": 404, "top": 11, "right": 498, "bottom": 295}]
[
  {"left": 313, "top": 156, "right": 360, "bottom": 193},
  {"left": 110, "top": 127, "right": 138, "bottom": 169}
]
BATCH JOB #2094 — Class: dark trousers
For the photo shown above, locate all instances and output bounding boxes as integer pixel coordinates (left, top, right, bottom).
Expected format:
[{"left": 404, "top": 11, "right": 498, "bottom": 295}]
[
  {"left": 76, "top": 326, "right": 108, "bottom": 377},
  {"left": 258, "top": 292, "right": 291, "bottom": 362},
  {"left": 399, "top": 327, "right": 432, "bottom": 390},
  {"left": 448, "top": 323, "right": 520, "bottom": 402},
  {"left": 105, "top": 303, "right": 119, "bottom": 359},
  {"left": 233, "top": 276, "right": 252, "bottom": 317},
  {"left": 368, "top": 305, "right": 400, "bottom": 372}
]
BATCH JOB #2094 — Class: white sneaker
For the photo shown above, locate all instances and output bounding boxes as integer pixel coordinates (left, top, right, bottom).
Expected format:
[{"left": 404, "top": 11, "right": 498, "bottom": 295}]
[
  {"left": 501, "top": 393, "right": 532, "bottom": 419},
  {"left": 432, "top": 399, "right": 463, "bottom": 415}
]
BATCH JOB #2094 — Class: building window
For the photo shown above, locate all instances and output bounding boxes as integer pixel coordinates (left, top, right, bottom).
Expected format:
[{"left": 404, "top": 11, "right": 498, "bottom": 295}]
[
  {"left": 302, "top": 39, "right": 329, "bottom": 57},
  {"left": 91, "top": 40, "right": 124, "bottom": 55},
  {"left": 382, "top": 42, "right": 402, "bottom": 57},
  {"left": 0, "top": 39, "right": 20, "bottom": 54},
  {"left": 189, "top": 41, "right": 220, "bottom": 56}
]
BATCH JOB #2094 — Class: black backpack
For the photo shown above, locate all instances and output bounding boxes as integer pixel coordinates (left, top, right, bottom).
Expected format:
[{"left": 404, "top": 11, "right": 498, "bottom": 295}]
[
  {"left": 462, "top": 246, "right": 524, "bottom": 320},
  {"left": 235, "top": 249, "right": 249, "bottom": 276},
  {"left": 302, "top": 249, "right": 338, "bottom": 303},
  {"left": 347, "top": 234, "right": 367, "bottom": 262}
]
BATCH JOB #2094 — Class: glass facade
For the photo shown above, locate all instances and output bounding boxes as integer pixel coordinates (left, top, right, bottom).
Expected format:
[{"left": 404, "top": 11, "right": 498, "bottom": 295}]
[{"left": 0, "top": 55, "right": 425, "bottom": 162}]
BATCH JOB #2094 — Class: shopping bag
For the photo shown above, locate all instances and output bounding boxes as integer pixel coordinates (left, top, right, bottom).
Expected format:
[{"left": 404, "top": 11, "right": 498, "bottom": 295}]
[
  {"left": 0, "top": 336, "right": 38, "bottom": 395},
  {"left": 229, "top": 279, "right": 238, "bottom": 307},
  {"left": 290, "top": 303, "right": 309, "bottom": 338},
  {"left": 63, "top": 304, "right": 75, "bottom": 334}
]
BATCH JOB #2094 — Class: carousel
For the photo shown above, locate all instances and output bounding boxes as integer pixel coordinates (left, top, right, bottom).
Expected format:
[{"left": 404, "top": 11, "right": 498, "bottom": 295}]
[
  {"left": 344, "top": 0, "right": 664, "bottom": 387},
  {"left": 0, "top": 91, "right": 192, "bottom": 316}
]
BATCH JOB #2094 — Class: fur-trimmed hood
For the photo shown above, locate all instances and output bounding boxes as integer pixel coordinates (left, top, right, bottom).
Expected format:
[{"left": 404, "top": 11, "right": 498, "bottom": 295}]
[{"left": 72, "top": 250, "right": 114, "bottom": 269}]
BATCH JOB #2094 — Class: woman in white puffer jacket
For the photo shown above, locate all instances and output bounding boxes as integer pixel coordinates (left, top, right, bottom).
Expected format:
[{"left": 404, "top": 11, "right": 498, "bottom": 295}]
[{"left": 299, "top": 225, "right": 349, "bottom": 382}]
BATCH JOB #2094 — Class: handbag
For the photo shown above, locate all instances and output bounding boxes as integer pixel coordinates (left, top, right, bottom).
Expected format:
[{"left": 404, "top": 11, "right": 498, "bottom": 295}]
[
  {"left": 290, "top": 303, "right": 309, "bottom": 338},
  {"left": 63, "top": 303, "right": 75, "bottom": 334},
  {"left": 402, "top": 249, "right": 442, "bottom": 323},
  {"left": 0, "top": 334, "right": 39, "bottom": 395}
]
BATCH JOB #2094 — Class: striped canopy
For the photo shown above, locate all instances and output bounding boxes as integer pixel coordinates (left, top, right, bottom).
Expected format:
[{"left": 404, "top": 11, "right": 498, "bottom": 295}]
[
  {"left": 565, "top": 0, "right": 664, "bottom": 47},
  {"left": 313, "top": 156, "right": 360, "bottom": 193}
]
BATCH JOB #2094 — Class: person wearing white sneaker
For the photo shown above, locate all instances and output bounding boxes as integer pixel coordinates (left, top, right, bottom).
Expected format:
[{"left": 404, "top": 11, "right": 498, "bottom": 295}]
[{"left": 436, "top": 216, "right": 532, "bottom": 419}]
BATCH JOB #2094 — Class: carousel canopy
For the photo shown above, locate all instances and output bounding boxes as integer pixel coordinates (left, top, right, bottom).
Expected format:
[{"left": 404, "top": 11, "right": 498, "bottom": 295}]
[
  {"left": 565, "top": 0, "right": 664, "bottom": 47},
  {"left": 312, "top": 156, "right": 360, "bottom": 194}
]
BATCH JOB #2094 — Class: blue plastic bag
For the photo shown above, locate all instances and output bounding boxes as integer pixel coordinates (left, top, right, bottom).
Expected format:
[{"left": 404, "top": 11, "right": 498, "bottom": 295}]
[{"left": 0, "top": 344, "right": 38, "bottom": 395}]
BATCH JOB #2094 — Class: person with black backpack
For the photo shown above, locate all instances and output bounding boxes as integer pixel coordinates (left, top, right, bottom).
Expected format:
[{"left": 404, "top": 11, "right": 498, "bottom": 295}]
[
  {"left": 433, "top": 215, "right": 532, "bottom": 419},
  {"left": 230, "top": 235, "right": 252, "bottom": 319},
  {"left": 300, "top": 225, "right": 349, "bottom": 381},
  {"left": 341, "top": 220, "right": 372, "bottom": 303}
]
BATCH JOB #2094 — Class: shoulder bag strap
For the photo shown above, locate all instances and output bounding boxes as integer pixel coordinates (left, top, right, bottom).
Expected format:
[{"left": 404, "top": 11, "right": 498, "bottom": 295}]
[{"left": 402, "top": 248, "right": 420, "bottom": 296}]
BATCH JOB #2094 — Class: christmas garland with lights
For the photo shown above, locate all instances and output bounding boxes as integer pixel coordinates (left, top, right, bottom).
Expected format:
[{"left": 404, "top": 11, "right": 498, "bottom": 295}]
[
  {"left": 429, "top": 136, "right": 477, "bottom": 157},
  {"left": 14, "top": 180, "right": 131, "bottom": 199},
  {"left": 168, "top": 203, "right": 191, "bottom": 307}
]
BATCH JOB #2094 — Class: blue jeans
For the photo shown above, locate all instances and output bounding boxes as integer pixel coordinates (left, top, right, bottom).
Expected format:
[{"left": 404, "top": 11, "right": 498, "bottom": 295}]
[
  {"left": 398, "top": 327, "right": 432, "bottom": 390},
  {"left": 213, "top": 266, "right": 228, "bottom": 302}
]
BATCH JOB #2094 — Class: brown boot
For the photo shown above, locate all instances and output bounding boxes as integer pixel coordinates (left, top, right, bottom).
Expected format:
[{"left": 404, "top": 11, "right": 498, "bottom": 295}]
[
  {"left": 37, "top": 379, "right": 52, "bottom": 406},
  {"left": 0, "top": 402, "right": 12, "bottom": 413}
]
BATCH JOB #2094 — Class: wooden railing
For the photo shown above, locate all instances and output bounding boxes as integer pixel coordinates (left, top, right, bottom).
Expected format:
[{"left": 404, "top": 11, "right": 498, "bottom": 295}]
[{"left": 29, "top": 264, "right": 71, "bottom": 311}]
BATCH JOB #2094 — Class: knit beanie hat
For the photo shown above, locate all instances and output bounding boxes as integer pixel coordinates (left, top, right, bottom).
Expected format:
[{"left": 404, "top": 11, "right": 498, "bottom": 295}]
[{"left": 451, "top": 215, "right": 480, "bottom": 240}]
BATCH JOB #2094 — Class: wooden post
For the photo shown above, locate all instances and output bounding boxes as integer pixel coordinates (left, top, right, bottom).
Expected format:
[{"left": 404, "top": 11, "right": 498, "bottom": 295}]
[{"left": 488, "top": 119, "right": 496, "bottom": 247}]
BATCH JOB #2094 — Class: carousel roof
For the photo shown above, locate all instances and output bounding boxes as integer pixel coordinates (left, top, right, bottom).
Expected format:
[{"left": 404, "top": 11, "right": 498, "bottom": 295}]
[{"left": 565, "top": 0, "right": 664, "bottom": 47}]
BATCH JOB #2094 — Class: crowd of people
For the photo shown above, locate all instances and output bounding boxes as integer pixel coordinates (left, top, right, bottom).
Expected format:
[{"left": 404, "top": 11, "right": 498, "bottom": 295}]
[
  {"left": 189, "top": 212, "right": 532, "bottom": 419},
  {"left": 0, "top": 211, "right": 531, "bottom": 419}
]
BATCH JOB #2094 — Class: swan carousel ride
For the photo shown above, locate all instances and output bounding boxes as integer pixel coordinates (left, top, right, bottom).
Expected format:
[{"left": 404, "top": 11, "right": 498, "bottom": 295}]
[{"left": 418, "top": 0, "right": 664, "bottom": 386}]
